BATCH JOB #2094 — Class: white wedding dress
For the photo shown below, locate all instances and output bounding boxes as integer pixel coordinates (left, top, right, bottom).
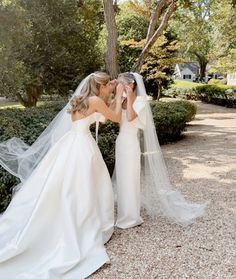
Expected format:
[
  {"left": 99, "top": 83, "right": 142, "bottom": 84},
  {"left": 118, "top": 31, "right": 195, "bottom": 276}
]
[
  {"left": 0, "top": 112, "right": 114, "bottom": 279},
  {"left": 115, "top": 97, "right": 145, "bottom": 229}
]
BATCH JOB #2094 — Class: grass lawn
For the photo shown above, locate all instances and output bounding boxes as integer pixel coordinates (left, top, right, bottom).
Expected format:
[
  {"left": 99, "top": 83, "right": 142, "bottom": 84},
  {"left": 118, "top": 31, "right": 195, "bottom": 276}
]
[
  {"left": 172, "top": 80, "right": 203, "bottom": 88},
  {"left": 0, "top": 101, "right": 45, "bottom": 109},
  {"left": 159, "top": 97, "right": 184, "bottom": 102},
  {"left": 0, "top": 102, "right": 24, "bottom": 109},
  {"left": 212, "top": 84, "right": 236, "bottom": 89},
  {"left": 172, "top": 79, "right": 236, "bottom": 89}
]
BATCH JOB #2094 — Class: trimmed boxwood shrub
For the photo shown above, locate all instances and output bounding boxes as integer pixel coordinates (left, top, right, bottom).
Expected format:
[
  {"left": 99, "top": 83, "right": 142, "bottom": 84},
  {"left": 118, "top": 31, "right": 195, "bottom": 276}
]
[
  {"left": 0, "top": 102, "right": 65, "bottom": 213},
  {"left": 164, "top": 87, "right": 199, "bottom": 100},
  {"left": 194, "top": 85, "right": 236, "bottom": 108},
  {"left": 164, "top": 85, "right": 236, "bottom": 108},
  {"left": 0, "top": 99, "right": 196, "bottom": 213},
  {"left": 208, "top": 78, "right": 226, "bottom": 86},
  {"left": 151, "top": 100, "right": 196, "bottom": 144}
]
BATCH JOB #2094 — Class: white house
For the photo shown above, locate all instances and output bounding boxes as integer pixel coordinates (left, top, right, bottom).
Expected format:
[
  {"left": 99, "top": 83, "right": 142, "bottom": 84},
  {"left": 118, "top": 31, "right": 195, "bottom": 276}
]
[
  {"left": 174, "top": 63, "right": 200, "bottom": 82},
  {"left": 227, "top": 72, "right": 236, "bottom": 85}
]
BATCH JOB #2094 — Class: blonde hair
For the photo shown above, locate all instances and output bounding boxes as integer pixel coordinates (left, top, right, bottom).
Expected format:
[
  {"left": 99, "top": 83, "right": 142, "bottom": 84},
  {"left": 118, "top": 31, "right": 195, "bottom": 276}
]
[{"left": 68, "top": 71, "right": 110, "bottom": 114}]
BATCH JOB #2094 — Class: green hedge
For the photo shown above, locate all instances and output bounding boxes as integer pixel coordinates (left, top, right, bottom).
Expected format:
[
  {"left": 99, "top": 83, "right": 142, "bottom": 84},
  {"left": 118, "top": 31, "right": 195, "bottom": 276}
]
[
  {"left": 0, "top": 99, "right": 196, "bottom": 213},
  {"left": 195, "top": 85, "right": 236, "bottom": 108},
  {"left": 164, "top": 87, "right": 199, "bottom": 101},
  {"left": 208, "top": 78, "right": 226, "bottom": 86},
  {"left": 164, "top": 84, "right": 236, "bottom": 108},
  {"left": 0, "top": 102, "right": 64, "bottom": 212},
  {"left": 151, "top": 100, "right": 196, "bottom": 144}
]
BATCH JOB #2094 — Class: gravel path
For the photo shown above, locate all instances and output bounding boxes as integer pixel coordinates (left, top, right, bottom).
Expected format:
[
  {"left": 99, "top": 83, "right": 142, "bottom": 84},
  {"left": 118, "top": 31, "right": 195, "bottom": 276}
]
[{"left": 90, "top": 101, "right": 236, "bottom": 279}]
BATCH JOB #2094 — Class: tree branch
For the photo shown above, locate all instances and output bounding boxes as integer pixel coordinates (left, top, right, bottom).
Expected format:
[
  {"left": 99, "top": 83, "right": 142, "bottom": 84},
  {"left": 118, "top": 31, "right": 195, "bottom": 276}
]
[
  {"left": 146, "top": 0, "right": 167, "bottom": 42},
  {"left": 133, "top": 1, "right": 177, "bottom": 72}
]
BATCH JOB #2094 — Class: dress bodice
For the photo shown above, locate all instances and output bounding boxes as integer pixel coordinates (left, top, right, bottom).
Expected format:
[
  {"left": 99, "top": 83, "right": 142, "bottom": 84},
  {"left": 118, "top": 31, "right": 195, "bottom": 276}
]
[
  {"left": 71, "top": 112, "right": 100, "bottom": 134},
  {"left": 119, "top": 96, "right": 146, "bottom": 135},
  {"left": 119, "top": 110, "right": 140, "bottom": 134}
]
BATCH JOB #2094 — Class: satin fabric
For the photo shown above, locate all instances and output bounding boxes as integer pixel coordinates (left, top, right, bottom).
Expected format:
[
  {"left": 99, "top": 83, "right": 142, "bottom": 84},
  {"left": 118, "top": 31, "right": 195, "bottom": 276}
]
[
  {"left": 115, "top": 97, "right": 146, "bottom": 229},
  {"left": 0, "top": 113, "right": 114, "bottom": 279}
]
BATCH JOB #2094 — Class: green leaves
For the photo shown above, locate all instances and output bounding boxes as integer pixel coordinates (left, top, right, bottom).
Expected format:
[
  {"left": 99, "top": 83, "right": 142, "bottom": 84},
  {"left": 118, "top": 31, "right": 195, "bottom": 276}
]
[
  {"left": 0, "top": 99, "right": 196, "bottom": 212},
  {"left": 171, "top": 0, "right": 236, "bottom": 78},
  {"left": 165, "top": 84, "right": 236, "bottom": 107},
  {"left": 0, "top": 0, "right": 103, "bottom": 106},
  {"left": 151, "top": 100, "right": 197, "bottom": 143},
  {"left": 117, "top": 4, "right": 180, "bottom": 95}
]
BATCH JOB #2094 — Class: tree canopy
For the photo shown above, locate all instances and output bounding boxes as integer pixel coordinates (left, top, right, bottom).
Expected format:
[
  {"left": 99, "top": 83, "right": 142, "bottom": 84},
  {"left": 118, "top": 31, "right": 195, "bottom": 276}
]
[{"left": 0, "top": 0, "right": 102, "bottom": 106}]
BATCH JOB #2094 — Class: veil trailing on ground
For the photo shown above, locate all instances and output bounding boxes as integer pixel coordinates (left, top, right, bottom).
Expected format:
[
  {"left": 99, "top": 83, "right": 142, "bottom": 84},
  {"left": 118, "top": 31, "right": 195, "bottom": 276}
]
[
  {"left": 0, "top": 74, "right": 99, "bottom": 189},
  {"left": 119, "top": 73, "right": 207, "bottom": 225},
  {"left": 0, "top": 71, "right": 206, "bottom": 225}
]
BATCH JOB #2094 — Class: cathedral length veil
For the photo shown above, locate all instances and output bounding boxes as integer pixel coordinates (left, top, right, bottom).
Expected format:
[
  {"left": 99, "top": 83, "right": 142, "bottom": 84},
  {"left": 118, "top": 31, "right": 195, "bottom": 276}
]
[
  {"left": 0, "top": 74, "right": 99, "bottom": 193},
  {"left": 0, "top": 72, "right": 207, "bottom": 225},
  {"left": 114, "top": 72, "right": 207, "bottom": 226}
]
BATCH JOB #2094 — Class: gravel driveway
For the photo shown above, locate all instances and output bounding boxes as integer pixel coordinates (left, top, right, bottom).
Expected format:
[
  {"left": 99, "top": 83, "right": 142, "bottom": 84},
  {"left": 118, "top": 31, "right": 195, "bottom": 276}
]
[{"left": 90, "top": 101, "right": 236, "bottom": 279}]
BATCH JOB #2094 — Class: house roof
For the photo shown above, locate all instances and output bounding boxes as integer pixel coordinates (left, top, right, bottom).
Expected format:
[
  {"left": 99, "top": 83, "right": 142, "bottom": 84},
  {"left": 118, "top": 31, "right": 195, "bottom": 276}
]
[{"left": 178, "top": 62, "right": 200, "bottom": 75}]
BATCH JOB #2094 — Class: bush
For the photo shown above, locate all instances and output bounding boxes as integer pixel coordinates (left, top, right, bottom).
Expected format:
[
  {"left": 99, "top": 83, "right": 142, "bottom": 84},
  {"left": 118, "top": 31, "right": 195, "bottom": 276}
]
[
  {"left": 208, "top": 78, "right": 226, "bottom": 86},
  {"left": 151, "top": 100, "right": 196, "bottom": 144},
  {"left": 164, "top": 87, "right": 199, "bottom": 100},
  {"left": 164, "top": 84, "right": 236, "bottom": 108},
  {"left": 194, "top": 85, "right": 236, "bottom": 108},
  {"left": 90, "top": 121, "right": 119, "bottom": 176},
  {"left": 0, "top": 99, "right": 196, "bottom": 213},
  {"left": 174, "top": 100, "right": 197, "bottom": 122}
]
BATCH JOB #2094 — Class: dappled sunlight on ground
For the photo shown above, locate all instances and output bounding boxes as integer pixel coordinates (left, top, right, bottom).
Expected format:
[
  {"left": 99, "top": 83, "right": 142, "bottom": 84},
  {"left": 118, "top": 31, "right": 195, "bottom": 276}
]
[{"left": 91, "top": 101, "right": 236, "bottom": 279}]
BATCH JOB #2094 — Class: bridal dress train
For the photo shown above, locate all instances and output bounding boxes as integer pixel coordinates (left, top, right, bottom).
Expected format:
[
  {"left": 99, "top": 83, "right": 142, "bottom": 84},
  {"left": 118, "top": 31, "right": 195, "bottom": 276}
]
[{"left": 0, "top": 112, "right": 114, "bottom": 279}]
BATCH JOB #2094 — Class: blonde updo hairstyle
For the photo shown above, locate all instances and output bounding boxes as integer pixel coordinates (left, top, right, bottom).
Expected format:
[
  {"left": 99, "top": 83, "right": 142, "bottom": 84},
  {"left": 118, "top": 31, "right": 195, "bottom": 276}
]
[{"left": 68, "top": 71, "right": 110, "bottom": 114}]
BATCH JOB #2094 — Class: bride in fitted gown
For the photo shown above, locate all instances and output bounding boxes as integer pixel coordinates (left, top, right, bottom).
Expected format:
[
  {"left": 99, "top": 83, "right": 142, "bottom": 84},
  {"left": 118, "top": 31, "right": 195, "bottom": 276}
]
[
  {"left": 114, "top": 72, "right": 207, "bottom": 228},
  {"left": 0, "top": 72, "right": 122, "bottom": 279},
  {"left": 115, "top": 81, "right": 145, "bottom": 229}
]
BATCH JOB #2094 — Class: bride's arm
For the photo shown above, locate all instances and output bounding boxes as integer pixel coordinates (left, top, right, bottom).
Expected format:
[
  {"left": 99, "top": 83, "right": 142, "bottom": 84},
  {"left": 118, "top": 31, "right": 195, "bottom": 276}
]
[{"left": 89, "top": 94, "right": 122, "bottom": 123}]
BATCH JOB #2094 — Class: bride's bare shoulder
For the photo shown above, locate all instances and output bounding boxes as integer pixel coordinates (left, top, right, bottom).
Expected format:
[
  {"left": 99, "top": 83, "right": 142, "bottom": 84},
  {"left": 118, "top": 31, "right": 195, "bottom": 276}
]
[
  {"left": 89, "top": 96, "right": 100, "bottom": 102},
  {"left": 88, "top": 96, "right": 105, "bottom": 107}
]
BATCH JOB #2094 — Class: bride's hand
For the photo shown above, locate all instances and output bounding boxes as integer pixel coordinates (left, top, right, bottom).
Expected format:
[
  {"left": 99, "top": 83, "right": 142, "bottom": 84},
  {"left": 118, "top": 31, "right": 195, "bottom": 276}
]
[
  {"left": 125, "top": 85, "right": 135, "bottom": 99},
  {"left": 115, "top": 83, "right": 124, "bottom": 101}
]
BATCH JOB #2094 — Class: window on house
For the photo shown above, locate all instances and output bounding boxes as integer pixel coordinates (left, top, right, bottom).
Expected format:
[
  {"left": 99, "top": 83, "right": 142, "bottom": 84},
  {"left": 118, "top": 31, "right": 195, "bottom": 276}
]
[{"left": 183, "top": 75, "right": 191, "bottom": 79}]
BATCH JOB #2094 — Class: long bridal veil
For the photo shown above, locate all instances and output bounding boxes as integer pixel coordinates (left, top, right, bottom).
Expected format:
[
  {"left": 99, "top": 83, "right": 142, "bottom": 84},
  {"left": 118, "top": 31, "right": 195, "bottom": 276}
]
[
  {"left": 0, "top": 71, "right": 206, "bottom": 225},
  {"left": 0, "top": 74, "right": 96, "bottom": 190},
  {"left": 128, "top": 73, "right": 207, "bottom": 225}
]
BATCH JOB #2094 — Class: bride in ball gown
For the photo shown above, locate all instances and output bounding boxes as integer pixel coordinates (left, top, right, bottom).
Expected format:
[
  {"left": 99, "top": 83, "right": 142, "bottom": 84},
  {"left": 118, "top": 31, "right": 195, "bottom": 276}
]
[{"left": 0, "top": 72, "right": 123, "bottom": 279}]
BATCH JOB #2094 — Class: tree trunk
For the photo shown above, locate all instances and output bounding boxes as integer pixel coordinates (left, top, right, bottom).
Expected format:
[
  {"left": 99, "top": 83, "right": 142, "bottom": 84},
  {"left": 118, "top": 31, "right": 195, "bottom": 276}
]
[
  {"left": 152, "top": 82, "right": 162, "bottom": 101},
  {"left": 133, "top": 1, "right": 177, "bottom": 72},
  {"left": 102, "top": 0, "right": 119, "bottom": 78},
  {"left": 194, "top": 52, "right": 208, "bottom": 82},
  {"left": 157, "top": 82, "right": 162, "bottom": 100},
  {"left": 199, "top": 60, "right": 208, "bottom": 82},
  {"left": 16, "top": 86, "right": 39, "bottom": 107}
]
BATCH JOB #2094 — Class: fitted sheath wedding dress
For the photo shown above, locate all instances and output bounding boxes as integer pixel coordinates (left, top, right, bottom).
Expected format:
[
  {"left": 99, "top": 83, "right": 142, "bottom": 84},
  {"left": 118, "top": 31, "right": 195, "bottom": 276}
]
[
  {"left": 114, "top": 73, "right": 206, "bottom": 227},
  {"left": 115, "top": 96, "right": 145, "bottom": 229},
  {"left": 0, "top": 112, "right": 114, "bottom": 279}
]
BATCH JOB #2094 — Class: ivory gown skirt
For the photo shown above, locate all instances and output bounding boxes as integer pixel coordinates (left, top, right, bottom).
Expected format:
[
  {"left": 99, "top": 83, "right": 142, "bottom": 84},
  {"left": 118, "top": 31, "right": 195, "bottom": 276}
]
[{"left": 0, "top": 114, "right": 114, "bottom": 279}]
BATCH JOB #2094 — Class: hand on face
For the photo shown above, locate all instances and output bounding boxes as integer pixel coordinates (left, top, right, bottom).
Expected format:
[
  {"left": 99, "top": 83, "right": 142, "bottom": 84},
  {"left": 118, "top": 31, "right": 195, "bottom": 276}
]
[
  {"left": 124, "top": 84, "right": 134, "bottom": 97},
  {"left": 116, "top": 83, "right": 124, "bottom": 96},
  {"left": 117, "top": 79, "right": 134, "bottom": 94},
  {"left": 122, "top": 85, "right": 135, "bottom": 104}
]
